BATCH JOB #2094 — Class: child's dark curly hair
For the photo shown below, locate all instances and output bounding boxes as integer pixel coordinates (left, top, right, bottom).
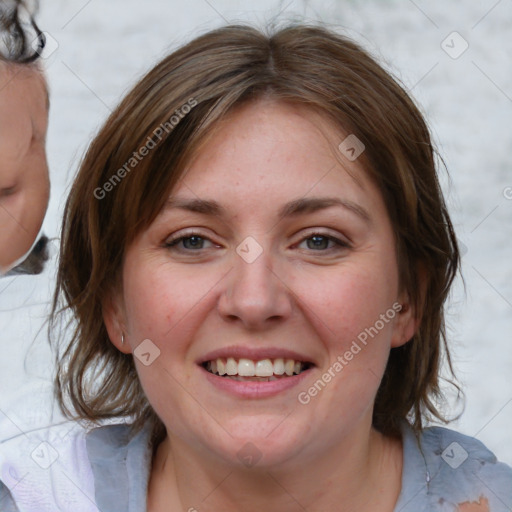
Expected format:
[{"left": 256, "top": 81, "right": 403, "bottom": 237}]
[{"left": 0, "top": 0, "right": 45, "bottom": 64}]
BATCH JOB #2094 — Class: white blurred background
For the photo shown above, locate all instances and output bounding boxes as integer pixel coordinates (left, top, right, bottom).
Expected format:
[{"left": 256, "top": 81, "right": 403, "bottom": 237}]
[{"left": 1, "top": 0, "right": 511, "bottom": 464}]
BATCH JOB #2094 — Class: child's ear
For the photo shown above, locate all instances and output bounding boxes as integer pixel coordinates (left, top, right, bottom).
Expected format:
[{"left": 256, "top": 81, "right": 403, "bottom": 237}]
[
  {"left": 391, "top": 267, "right": 427, "bottom": 348},
  {"left": 102, "top": 290, "right": 131, "bottom": 354}
]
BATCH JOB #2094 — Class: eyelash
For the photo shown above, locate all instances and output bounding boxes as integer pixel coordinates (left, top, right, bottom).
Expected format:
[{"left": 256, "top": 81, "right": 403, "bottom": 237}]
[{"left": 164, "top": 230, "right": 350, "bottom": 254}]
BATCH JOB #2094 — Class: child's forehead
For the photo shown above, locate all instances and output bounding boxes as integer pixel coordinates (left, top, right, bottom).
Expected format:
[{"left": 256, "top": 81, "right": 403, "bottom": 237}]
[
  {"left": 0, "top": 64, "right": 48, "bottom": 155},
  {"left": 0, "top": 68, "right": 49, "bottom": 146},
  {"left": 0, "top": 61, "right": 48, "bottom": 104}
]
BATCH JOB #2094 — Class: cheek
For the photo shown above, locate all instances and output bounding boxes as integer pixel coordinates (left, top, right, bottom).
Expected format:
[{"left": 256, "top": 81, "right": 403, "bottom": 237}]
[
  {"left": 24, "top": 184, "right": 49, "bottom": 230},
  {"left": 293, "top": 259, "right": 400, "bottom": 414},
  {"left": 294, "top": 259, "right": 399, "bottom": 348},
  {"left": 0, "top": 187, "right": 48, "bottom": 269},
  {"left": 14, "top": 162, "right": 50, "bottom": 236},
  {"left": 121, "top": 259, "right": 223, "bottom": 349},
  {"left": 121, "top": 260, "right": 221, "bottom": 433}
]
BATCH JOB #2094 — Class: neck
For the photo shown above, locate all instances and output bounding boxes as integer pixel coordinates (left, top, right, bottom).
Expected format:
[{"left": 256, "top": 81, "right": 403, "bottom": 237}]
[{"left": 148, "top": 423, "right": 403, "bottom": 512}]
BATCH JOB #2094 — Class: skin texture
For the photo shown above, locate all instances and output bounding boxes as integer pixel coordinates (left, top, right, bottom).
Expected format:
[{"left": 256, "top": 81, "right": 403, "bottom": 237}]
[
  {"left": 457, "top": 497, "right": 490, "bottom": 511},
  {"left": 104, "top": 100, "right": 421, "bottom": 512},
  {"left": 0, "top": 62, "right": 49, "bottom": 273}
]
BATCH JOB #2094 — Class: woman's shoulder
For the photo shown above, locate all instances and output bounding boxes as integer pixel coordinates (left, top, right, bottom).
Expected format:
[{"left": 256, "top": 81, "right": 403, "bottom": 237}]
[
  {"left": 0, "top": 420, "right": 151, "bottom": 512},
  {"left": 397, "top": 422, "right": 512, "bottom": 512},
  {"left": 84, "top": 420, "right": 153, "bottom": 511}
]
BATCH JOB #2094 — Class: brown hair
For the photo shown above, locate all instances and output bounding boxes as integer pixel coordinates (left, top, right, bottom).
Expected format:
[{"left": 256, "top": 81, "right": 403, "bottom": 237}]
[{"left": 51, "top": 23, "right": 461, "bottom": 442}]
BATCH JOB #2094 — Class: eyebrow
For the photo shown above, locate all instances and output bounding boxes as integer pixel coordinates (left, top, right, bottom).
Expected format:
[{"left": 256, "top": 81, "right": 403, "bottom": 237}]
[{"left": 164, "top": 196, "right": 371, "bottom": 223}]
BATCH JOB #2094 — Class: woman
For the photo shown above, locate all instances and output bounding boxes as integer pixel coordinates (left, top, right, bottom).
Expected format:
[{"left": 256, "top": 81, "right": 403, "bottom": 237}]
[
  {"left": 1, "top": 23, "right": 510, "bottom": 512},
  {"left": 0, "top": 0, "right": 50, "bottom": 275}
]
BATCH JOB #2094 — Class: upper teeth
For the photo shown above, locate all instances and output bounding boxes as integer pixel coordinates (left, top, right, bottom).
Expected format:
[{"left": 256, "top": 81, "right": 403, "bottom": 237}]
[{"left": 206, "top": 358, "right": 306, "bottom": 377}]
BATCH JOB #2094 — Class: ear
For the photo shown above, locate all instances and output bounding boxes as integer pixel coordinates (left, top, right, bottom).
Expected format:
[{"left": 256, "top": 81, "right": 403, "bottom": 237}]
[
  {"left": 391, "top": 268, "right": 427, "bottom": 348},
  {"left": 102, "top": 290, "right": 131, "bottom": 354},
  {"left": 390, "top": 298, "right": 419, "bottom": 348}
]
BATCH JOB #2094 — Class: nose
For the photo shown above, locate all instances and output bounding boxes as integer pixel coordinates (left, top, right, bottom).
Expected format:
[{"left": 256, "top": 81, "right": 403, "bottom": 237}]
[{"left": 217, "top": 244, "right": 293, "bottom": 330}]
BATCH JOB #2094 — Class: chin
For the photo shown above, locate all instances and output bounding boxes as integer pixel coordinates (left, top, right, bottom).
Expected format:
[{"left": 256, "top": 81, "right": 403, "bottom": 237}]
[{"left": 207, "top": 416, "right": 309, "bottom": 469}]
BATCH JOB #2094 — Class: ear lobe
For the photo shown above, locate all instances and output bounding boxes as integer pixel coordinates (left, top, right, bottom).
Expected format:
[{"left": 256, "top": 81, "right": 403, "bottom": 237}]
[
  {"left": 390, "top": 299, "right": 421, "bottom": 348},
  {"left": 391, "top": 266, "right": 428, "bottom": 348},
  {"left": 102, "top": 292, "right": 131, "bottom": 354}
]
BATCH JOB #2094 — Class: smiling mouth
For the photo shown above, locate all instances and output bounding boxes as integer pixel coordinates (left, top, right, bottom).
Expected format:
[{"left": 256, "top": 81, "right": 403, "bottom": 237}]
[{"left": 202, "top": 357, "right": 313, "bottom": 382}]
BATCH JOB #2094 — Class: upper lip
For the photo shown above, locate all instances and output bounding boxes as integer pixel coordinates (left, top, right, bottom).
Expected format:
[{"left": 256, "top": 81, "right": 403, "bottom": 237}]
[{"left": 197, "top": 346, "right": 316, "bottom": 366}]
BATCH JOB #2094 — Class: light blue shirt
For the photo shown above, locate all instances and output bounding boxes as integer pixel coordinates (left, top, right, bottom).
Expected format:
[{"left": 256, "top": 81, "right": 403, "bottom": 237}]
[{"left": 1, "top": 420, "right": 511, "bottom": 511}]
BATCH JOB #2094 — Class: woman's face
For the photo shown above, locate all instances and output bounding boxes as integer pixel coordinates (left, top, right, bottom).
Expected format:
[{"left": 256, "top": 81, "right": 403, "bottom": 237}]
[
  {"left": 0, "top": 64, "right": 49, "bottom": 273},
  {"left": 106, "top": 100, "right": 417, "bottom": 467}
]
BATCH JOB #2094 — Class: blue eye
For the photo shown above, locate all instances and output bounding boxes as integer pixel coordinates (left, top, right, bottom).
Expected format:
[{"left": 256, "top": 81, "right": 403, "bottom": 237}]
[
  {"left": 164, "top": 231, "right": 349, "bottom": 255},
  {"left": 297, "top": 233, "right": 349, "bottom": 252},
  {"left": 165, "top": 234, "right": 213, "bottom": 251}
]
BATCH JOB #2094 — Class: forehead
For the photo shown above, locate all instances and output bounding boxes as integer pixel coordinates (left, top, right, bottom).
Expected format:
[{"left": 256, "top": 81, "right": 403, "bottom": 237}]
[
  {"left": 0, "top": 62, "right": 49, "bottom": 114},
  {"left": 0, "top": 63, "right": 48, "bottom": 164},
  {"left": 174, "top": 100, "right": 372, "bottom": 206}
]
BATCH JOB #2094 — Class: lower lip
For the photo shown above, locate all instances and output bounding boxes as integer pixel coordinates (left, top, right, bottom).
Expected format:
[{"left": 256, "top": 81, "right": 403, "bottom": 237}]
[{"left": 200, "top": 366, "right": 313, "bottom": 399}]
